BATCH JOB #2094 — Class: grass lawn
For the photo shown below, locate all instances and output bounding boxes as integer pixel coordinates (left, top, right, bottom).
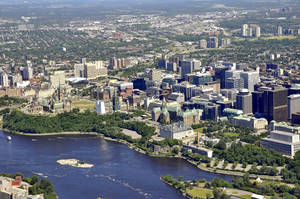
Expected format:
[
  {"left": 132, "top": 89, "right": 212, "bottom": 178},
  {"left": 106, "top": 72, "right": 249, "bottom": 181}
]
[
  {"left": 239, "top": 194, "right": 251, "bottom": 199},
  {"left": 186, "top": 187, "right": 213, "bottom": 198},
  {"left": 223, "top": 132, "right": 239, "bottom": 137},
  {"left": 72, "top": 100, "right": 95, "bottom": 110},
  {"left": 261, "top": 35, "right": 296, "bottom": 40}
]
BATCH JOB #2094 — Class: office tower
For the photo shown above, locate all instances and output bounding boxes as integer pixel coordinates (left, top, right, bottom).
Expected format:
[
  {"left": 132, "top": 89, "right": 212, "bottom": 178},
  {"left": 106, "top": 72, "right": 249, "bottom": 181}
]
[
  {"left": 84, "top": 63, "right": 107, "bottom": 80},
  {"left": 220, "top": 38, "right": 231, "bottom": 47},
  {"left": 225, "top": 70, "right": 243, "bottom": 89},
  {"left": 263, "top": 87, "right": 288, "bottom": 122},
  {"left": 236, "top": 89, "right": 252, "bottom": 114},
  {"left": 199, "top": 39, "right": 207, "bottom": 49},
  {"left": 22, "top": 65, "right": 33, "bottom": 80},
  {"left": 50, "top": 71, "right": 66, "bottom": 88},
  {"left": 81, "top": 58, "right": 87, "bottom": 64},
  {"left": 225, "top": 77, "right": 244, "bottom": 90},
  {"left": 242, "top": 24, "right": 248, "bottom": 37},
  {"left": 288, "top": 94, "right": 300, "bottom": 120},
  {"left": 192, "top": 73, "right": 213, "bottom": 86},
  {"left": 74, "top": 64, "right": 84, "bottom": 78},
  {"left": 0, "top": 72, "right": 9, "bottom": 87},
  {"left": 149, "top": 69, "right": 161, "bottom": 81},
  {"left": 240, "top": 71, "right": 260, "bottom": 92},
  {"left": 180, "top": 59, "right": 201, "bottom": 77},
  {"left": 167, "top": 62, "right": 177, "bottom": 72},
  {"left": 173, "top": 83, "right": 196, "bottom": 100},
  {"left": 207, "top": 37, "right": 218, "bottom": 48},
  {"left": 255, "top": 26, "right": 261, "bottom": 37},
  {"left": 96, "top": 101, "right": 106, "bottom": 115},
  {"left": 247, "top": 27, "right": 253, "bottom": 37},
  {"left": 109, "top": 57, "right": 118, "bottom": 70},
  {"left": 252, "top": 91, "right": 264, "bottom": 115},
  {"left": 9, "top": 73, "right": 23, "bottom": 87},
  {"left": 278, "top": 26, "right": 283, "bottom": 36},
  {"left": 214, "top": 66, "right": 229, "bottom": 89}
]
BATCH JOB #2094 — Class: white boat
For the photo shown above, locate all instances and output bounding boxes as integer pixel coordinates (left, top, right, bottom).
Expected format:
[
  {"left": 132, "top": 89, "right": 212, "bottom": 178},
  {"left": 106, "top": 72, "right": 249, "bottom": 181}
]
[{"left": 7, "top": 136, "right": 12, "bottom": 141}]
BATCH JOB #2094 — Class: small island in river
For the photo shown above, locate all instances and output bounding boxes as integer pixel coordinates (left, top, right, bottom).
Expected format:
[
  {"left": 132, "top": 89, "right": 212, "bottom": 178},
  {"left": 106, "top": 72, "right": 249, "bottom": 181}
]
[{"left": 57, "top": 159, "right": 94, "bottom": 168}]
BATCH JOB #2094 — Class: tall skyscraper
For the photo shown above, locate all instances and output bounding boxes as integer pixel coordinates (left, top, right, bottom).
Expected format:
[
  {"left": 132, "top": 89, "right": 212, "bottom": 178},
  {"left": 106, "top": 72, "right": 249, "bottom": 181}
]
[
  {"left": 0, "top": 72, "right": 9, "bottom": 87},
  {"left": 149, "top": 69, "right": 161, "bottom": 81},
  {"left": 255, "top": 26, "right": 261, "bottom": 37},
  {"left": 236, "top": 89, "right": 252, "bottom": 114},
  {"left": 207, "top": 37, "right": 218, "bottom": 48},
  {"left": 199, "top": 39, "right": 207, "bottom": 49},
  {"left": 242, "top": 24, "right": 248, "bottom": 37},
  {"left": 179, "top": 59, "right": 201, "bottom": 77},
  {"left": 252, "top": 91, "right": 264, "bottom": 115},
  {"left": 278, "top": 26, "right": 283, "bottom": 36},
  {"left": 240, "top": 71, "right": 260, "bottom": 92},
  {"left": 288, "top": 94, "right": 300, "bottom": 120},
  {"left": 50, "top": 71, "right": 66, "bottom": 88},
  {"left": 22, "top": 65, "right": 33, "bottom": 80},
  {"left": 263, "top": 87, "right": 288, "bottom": 122}
]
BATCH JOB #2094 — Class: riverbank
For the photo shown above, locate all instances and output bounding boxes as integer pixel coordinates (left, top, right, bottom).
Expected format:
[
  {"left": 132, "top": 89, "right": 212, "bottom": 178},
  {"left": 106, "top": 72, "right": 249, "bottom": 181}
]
[{"left": 1, "top": 128, "right": 282, "bottom": 181}]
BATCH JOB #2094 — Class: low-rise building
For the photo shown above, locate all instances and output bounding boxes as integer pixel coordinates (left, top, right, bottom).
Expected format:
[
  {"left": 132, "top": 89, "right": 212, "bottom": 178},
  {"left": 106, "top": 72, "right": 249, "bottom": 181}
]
[
  {"left": 183, "top": 144, "right": 213, "bottom": 158},
  {"left": 160, "top": 122, "right": 194, "bottom": 140},
  {"left": 232, "top": 115, "right": 268, "bottom": 130},
  {"left": 261, "top": 130, "right": 300, "bottom": 157},
  {"left": 0, "top": 176, "right": 44, "bottom": 199}
]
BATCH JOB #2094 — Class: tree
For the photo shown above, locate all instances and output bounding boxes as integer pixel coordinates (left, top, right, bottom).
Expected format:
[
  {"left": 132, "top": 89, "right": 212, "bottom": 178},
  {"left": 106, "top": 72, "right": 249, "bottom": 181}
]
[
  {"left": 178, "top": 176, "right": 183, "bottom": 182},
  {"left": 215, "top": 140, "right": 226, "bottom": 150}
]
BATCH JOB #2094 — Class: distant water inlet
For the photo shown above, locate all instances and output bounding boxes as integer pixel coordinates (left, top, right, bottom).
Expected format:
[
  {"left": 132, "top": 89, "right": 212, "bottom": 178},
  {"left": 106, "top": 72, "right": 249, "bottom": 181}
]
[{"left": 0, "top": 131, "right": 231, "bottom": 199}]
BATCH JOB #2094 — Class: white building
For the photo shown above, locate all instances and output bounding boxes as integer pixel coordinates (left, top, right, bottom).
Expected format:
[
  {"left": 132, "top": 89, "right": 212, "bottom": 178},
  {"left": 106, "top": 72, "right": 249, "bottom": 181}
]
[
  {"left": 261, "top": 130, "right": 300, "bottom": 157},
  {"left": 96, "top": 101, "right": 106, "bottom": 115},
  {"left": 0, "top": 72, "right": 9, "bottom": 87}
]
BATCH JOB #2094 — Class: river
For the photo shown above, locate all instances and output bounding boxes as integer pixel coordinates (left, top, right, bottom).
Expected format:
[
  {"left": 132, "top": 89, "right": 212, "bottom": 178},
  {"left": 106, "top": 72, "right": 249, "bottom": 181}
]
[{"left": 0, "top": 131, "right": 231, "bottom": 199}]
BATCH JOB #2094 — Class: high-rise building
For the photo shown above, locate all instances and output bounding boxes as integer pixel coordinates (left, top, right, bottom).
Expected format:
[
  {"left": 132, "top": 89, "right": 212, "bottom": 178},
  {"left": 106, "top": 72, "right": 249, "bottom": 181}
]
[
  {"left": 220, "top": 38, "right": 231, "bottom": 47},
  {"left": 255, "top": 26, "right": 261, "bottom": 37},
  {"left": 84, "top": 63, "right": 107, "bottom": 80},
  {"left": 247, "top": 27, "right": 253, "bottom": 37},
  {"left": 50, "top": 71, "right": 66, "bottom": 88},
  {"left": 240, "top": 71, "right": 260, "bottom": 92},
  {"left": 0, "top": 72, "right": 9, "bottom": 87},
  {"left": 214, "top": 65, "right": 230, "bottom": 89},
  {"left": 179, "top": 59, "right": 201, "bottom": 77},
  {"left": 225, "top": 77, "right": 244, "bottom": 90},
  {"left": 236, "top": 89, "right": 252, "bottom": 114},
  {"left": 278, "top": 26, "right": 283, "bottom": 36},
  {"left": 288, "top": 94, "right": 300, "bottom": 120},
  {"left": 74, "top": 64, "right": 84, "bottom": 78},
  {"left": 22, "top": 65, "right": 33, "bottom": 80},
  {"left": 263, "top": 87, "right": 288, "bottom": 122},
  {"left": 252, "top": 91, "right": 264, "bottom": 115},
  {"left": 173, "top": 83, "right": 196, "bottom": 100},
  {"left": 96, "top": 100, "right": 106, "bottom": 114},
  {"left": 207, "top": 37, "right": 218, "bottom": 48},
  {"left": 225, "top": 70, "right": 243, "bottom": 89},
  {"left": 149, "top": 69, "right": 161, "bottom": 81},
  {"left": 109, "top": 57, "right": 130, "bottom": 70},
  {"left": 242, "top": 24, "right": 248, "bottom": 37},
  {"left": 199, "top": 39, "right": 207, "bottom": 49}
]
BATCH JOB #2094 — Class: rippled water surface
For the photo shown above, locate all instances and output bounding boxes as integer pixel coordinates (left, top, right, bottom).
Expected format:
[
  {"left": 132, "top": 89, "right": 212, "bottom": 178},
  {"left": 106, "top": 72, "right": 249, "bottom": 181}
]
[{"left": 0, "top": 131, "right": 231, "bottom": 199}]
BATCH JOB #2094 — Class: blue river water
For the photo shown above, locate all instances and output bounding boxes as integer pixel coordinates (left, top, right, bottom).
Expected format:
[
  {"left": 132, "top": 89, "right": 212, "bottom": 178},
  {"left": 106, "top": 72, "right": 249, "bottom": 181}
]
[{"left": 0, "top": 131, "right": 231, "bottom": 199}]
